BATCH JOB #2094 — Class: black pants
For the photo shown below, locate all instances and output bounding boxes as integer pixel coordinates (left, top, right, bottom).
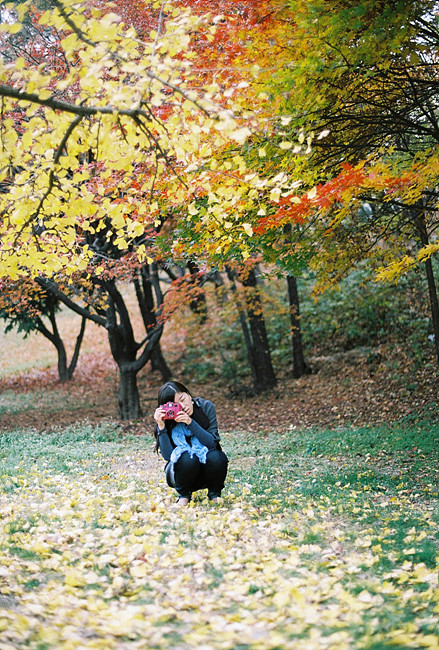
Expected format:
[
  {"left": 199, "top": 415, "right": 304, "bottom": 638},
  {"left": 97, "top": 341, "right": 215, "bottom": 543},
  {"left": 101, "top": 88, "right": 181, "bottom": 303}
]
[{"left": 165, "top": 449, "right": 228, "bottom": 500}]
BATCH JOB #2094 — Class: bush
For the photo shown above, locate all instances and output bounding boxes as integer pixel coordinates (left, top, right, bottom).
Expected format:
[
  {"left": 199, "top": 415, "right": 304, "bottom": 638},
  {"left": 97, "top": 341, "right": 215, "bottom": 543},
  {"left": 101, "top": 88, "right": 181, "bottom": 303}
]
[{"left": 298, "top": 264, "right": 434, "bottom": 358}]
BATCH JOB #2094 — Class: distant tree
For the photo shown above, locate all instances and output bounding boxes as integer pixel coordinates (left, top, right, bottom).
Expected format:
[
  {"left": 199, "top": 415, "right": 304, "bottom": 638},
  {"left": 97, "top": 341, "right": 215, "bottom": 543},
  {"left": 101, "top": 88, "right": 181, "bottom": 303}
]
[
  {"left": 225, "top": 264, "right": 277, "bottom": 393},
  {"left": 287, "top": 274, "right": 309, "bottom": 378},
  {"left": 0, "top": 279, "right": 85, "bottom": 381}
]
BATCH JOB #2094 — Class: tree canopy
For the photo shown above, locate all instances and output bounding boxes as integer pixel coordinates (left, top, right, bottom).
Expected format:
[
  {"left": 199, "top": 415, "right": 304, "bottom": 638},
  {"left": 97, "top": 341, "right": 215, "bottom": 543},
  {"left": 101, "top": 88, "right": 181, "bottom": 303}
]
[
  {"left": 0, "top": 0, "right": 283, "bottom": 280},
  {"left": 253, "top": 0, "right": 439, "bottom": 281}
]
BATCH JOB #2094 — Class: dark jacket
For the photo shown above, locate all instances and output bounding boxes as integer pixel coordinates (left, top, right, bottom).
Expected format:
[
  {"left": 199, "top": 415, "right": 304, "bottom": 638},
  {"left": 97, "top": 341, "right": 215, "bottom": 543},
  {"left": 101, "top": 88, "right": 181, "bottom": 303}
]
[{"left": 157, "top": 398, "right": 221, "bottom": 461}]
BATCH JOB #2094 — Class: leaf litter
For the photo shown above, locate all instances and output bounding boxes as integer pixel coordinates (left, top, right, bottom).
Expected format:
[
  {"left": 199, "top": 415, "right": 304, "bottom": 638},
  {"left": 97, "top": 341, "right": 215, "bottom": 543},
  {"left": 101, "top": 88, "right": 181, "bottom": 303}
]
[
  {"left": 0, "top": 425, "right": 438, "bottom": 650},
  {"left": 0, "top": 330, "right": 438, "bottom": 648}
]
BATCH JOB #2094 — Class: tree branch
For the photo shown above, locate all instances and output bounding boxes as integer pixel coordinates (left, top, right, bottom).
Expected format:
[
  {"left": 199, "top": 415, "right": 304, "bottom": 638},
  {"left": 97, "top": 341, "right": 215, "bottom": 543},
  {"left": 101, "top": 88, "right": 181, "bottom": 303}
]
[
  {"left": 36, "top": 277, "right": 106, "bottom": 326},
  {"left": 132, "top": 322, "right": 164, "bottom": 372},
  {"left": 52, "top": 0, "right": 97, "bottom": 48}
]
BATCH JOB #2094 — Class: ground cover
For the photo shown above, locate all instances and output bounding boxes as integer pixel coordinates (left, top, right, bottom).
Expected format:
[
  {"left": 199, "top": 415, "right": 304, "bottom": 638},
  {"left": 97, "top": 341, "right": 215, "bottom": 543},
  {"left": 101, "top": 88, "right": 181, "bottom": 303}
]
[
  {"left": 1, "top": 289, "right": 439, "bottom": 648},
  {"left": 0, "top": 421, "right": 438, "bottom": 649}
]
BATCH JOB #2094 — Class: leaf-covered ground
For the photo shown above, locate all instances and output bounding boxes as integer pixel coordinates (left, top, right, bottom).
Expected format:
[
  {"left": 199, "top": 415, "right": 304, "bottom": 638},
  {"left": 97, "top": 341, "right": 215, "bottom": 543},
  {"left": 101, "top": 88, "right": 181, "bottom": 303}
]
[
  {"left": 1, "top": 423, "right": 438, "bottom": 650},
  {"left": 0, "top": 291, "right": 437, "bottom": 434},
  {"left": 1, "top": 310, "right": 438, "bottom": 648},
  {"left": 1, "top": 341, "right": 438, "bottom": 436}
]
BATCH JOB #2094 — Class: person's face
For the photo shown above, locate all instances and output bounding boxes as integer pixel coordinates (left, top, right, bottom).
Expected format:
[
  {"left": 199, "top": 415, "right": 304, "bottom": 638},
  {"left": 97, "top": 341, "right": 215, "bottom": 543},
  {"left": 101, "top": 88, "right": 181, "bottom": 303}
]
[{"left": 174, "top": 392, "right": 193, "bottom": 415}]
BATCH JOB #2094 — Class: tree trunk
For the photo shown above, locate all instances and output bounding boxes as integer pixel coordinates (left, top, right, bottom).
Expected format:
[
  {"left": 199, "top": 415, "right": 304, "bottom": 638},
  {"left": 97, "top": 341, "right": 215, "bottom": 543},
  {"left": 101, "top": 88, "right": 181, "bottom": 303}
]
[
  {"left": 36, "top": 275, "right": 164, "bottom": 419},
  {"left": 45, "top": 299, "right": 69, "bottom": 381},
  {"left": 424, "top": 257, "right": 439, "bottom": 365},
  {"left": 67, "top": 316, "right": 86, "bottom": 380},
  {"left": 187, "top": 260, "right": 208, "bottom": 323},
  {"left": 104, "top": 277, "right": 166, "bottom": 419},
  {"left": 55, "top": 338, "right": 69, "bottom": 382},
  {"left": 241, "top": 268, "right": 277, "bottom": 392},
  {"left": 227, "top": 269, "right": 258, "bottom": 388},
  {"left": 415, "top": 209, "right": 439, "bottom": 365},
  {"left": 36, "top": 298, "right": 80, "bottom": 382},
  {"left": 150, "top": 346, "right": 172, "bottom": 380},
  {"left": 114, "top": 324, "right": 164, "bottom": 420},
  {"left": 287, "top": 275, "right": 309, "bottom": 378},
  {"left": 105, "top": 292, "right": 141, "bottom": 420},
  {"left": 33, "top": 304, "right": 85, "bottom": 382},
  {"left": 118, "top": 366, "right": 142, "bottom": 420},
  {"left": 134, "top": 266, "right": 172, "bottom": 380}
]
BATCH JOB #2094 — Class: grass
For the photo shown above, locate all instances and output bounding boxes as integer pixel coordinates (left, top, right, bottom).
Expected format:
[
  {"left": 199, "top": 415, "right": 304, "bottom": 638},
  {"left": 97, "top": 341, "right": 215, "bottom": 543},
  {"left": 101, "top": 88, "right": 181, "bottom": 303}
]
[
  {"left": 0, "top": 389, "right": 100, "bottom": 417},
  {"left": 0, "top": 419, "right": 438, "bottom": 649}
]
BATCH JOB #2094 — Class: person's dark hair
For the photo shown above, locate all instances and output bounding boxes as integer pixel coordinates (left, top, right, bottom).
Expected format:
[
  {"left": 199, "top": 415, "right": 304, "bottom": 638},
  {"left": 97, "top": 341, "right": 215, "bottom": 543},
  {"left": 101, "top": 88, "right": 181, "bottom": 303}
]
[
  {"left": 154, "top": 380, "right": 210, "bottom": 449},
  {"left": 157, "top": 381, "right": 192, "bottom": 407}
]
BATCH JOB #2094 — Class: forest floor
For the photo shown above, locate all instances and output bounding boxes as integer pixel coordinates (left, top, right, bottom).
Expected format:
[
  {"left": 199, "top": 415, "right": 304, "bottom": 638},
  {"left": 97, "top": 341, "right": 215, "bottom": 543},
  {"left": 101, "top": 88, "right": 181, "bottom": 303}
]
[
  {"left": 1, "top": 327, "right": 438, "bottom": 649},
  {"left": 0, "top": 340, "right": 438, "bottom": 435}
]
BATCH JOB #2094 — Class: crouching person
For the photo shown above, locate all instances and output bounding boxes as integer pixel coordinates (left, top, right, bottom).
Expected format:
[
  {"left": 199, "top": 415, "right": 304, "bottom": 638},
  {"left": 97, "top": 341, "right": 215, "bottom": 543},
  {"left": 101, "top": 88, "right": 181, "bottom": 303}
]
[{"left": 153, "top": 381, "right": 228, "bottom": 507}]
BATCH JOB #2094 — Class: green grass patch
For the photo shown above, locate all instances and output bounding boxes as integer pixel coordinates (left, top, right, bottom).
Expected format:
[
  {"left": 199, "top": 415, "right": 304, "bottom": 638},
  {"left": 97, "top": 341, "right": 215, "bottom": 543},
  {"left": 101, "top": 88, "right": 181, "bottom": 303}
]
[
  {"left": 0, "top": 420, "right": 437, "bottom": 649},
  {"left": 0, "top": 422, "right": 128, "bottom": 479},
  {"left": 0, "top": 388, "right": 96, "bottom": 416}
]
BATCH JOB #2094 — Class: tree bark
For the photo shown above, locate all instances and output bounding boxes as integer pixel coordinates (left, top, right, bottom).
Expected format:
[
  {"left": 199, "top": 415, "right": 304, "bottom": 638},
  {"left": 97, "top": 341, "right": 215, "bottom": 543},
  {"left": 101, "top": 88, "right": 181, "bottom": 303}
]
[
  {"left": 104, "top": 277, "right": 165, "bottom": 419},
  {"left": 118, "top": 366, "right": 142, "bottom": 420},
  {"left": 55, "top": 339, "right": 69, "bottom": 382},
  {"left": 227, "top": 271, "right": 259, "bottom": 388},
  {"left": 67, "top": 316, "right": 86, "bottom": 379},
  {"left": 34, "top": 296, "right": 86, "bottom": 382},
  {"left": 287, "top": 275, "right": 309, "bottom": 378},
  {"left": 240, "top": 267, "right": 277, "bottom": 392},
  {"left": 113, "top": 323, "right": 164, "bottom": 420},
  {"left": 415, "top": 210, "right": 439, "bottom": 365},
  {"left": 133, "top": 265, "right": 171, "bottom": 380},
  {"left": 46, "top": 298, "right": 69, "bottom": 381},
  {"left": 187, "top": 260, "right": 208, "bottom": 323},
  {"left": 104, "top": 282, "right": 140, "bottom": 419},
  {"left": 424, "top": 257, "right": 439, "bottom": 364}
]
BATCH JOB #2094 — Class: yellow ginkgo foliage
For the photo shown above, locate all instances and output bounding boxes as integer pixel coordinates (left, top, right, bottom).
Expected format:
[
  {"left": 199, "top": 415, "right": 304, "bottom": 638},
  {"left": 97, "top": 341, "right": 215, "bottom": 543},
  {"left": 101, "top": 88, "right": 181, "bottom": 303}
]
[{"left": 0, "top": 0, "right": 298, "bottom": 279}]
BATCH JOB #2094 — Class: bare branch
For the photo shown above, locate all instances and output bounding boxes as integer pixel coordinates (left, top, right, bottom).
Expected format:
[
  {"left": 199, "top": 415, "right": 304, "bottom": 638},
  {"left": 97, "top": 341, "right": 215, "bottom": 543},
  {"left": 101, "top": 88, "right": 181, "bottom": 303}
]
[
  {"left": 36, "top": 277, "right": 106, "bottom": 326},
  {"left": 51, "top": 0, "right": 97, "bottom": 48}
]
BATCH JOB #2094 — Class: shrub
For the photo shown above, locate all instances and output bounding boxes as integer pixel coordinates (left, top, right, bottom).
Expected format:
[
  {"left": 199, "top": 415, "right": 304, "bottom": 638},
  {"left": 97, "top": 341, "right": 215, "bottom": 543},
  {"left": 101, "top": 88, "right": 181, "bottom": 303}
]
[{"left": 298, "top": 264, "right": 433, "bottom": 358}]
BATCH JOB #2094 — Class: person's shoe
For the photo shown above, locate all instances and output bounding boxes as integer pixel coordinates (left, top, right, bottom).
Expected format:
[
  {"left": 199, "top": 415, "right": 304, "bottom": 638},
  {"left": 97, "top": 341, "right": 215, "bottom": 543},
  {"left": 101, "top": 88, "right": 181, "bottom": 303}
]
[{"left": 176, "top": 497, "right": 189, "bottom": 507}]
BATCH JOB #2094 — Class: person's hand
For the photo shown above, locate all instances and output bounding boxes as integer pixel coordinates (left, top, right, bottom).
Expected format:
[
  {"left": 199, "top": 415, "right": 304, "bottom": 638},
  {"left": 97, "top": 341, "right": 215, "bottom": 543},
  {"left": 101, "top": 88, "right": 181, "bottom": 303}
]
[
  {"left": 175, "top": 405, "right": 192, "bottom": 425},
  {"left": 154, "top": 406, "right": 166, "bottom": 430}
]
